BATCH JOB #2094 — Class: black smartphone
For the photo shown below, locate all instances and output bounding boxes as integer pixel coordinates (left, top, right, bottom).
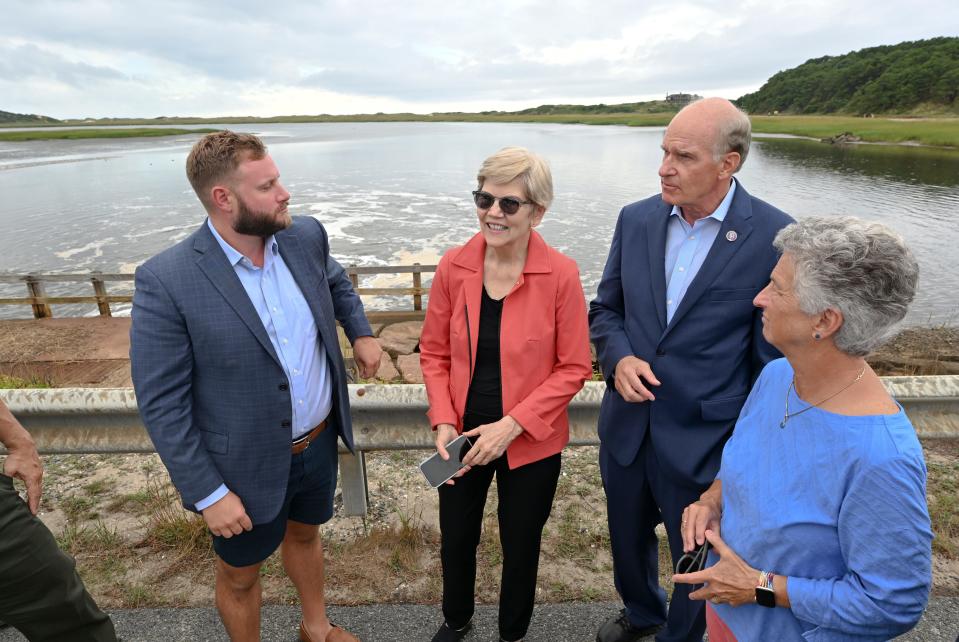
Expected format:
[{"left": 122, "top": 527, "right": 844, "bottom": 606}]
[{"left": 419, "top": 435, "right": 473, "bottom": 488}]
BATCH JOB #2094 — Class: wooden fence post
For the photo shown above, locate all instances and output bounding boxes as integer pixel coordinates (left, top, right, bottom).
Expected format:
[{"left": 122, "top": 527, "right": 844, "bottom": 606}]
[
  {"left": 90, "top": 276, "right": 112, "bottom": 317},
  {"left": 348, "top": 265, "right": 359, "bottom": 291},
  {"left": 25, "top": 276, "right": 52, "bottom": 319},
  {"left": 412, "top": 263, "right": 422, "bottom": 311}
]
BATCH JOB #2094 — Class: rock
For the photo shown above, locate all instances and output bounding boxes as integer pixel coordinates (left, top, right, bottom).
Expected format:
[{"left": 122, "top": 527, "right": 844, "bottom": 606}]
[
  {"left": 375, "top": 353, "right": 400, "bottom": 381},
  {"left": 821, "top": 131, "right": 861, "bottom": 144},
  {"left": 377, "top": 321, "right": 423, "bottom": 356},
  {"left": 396, "top": 354, "right": 423, "bottom": 383}
]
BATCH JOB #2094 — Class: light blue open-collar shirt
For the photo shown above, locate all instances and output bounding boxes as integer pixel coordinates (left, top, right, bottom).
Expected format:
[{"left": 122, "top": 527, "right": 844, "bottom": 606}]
[
  {"left": 195, "top": 219, "right": 332, "bottom": 511},
  {"left": 664, "top": 179, "right": 737, "bottom": 323}
]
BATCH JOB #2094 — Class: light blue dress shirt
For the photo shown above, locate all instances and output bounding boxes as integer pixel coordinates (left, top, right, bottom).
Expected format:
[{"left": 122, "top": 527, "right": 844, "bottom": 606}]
[
  {"left": 711, "top": 358, "right": 932, "bottom": 641},
  {"left": 664, "top": 179, "right": 737, "bottom": 323},
  {"left": 195, "top": 219, "right": 332, "bottom": 511}
]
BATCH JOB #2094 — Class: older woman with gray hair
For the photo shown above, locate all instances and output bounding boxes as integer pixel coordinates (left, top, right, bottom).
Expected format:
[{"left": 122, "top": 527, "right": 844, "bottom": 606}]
[{"left": 673, "top": 216, "right": 932, "bottom": 641}]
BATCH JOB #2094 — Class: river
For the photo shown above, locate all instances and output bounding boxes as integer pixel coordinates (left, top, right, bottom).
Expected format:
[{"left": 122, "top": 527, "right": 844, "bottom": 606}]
[{"left": 0, "top": 122, "right": 956, "bottom": 324}]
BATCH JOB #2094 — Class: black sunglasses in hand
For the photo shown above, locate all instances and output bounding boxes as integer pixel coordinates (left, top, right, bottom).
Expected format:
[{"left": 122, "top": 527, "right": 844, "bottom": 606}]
[
  {"left": 675, "top": 540, "right": 711, "bottom": 575},
  {"left": 472, "top": 190, "right": 532, "bottom": 215}
]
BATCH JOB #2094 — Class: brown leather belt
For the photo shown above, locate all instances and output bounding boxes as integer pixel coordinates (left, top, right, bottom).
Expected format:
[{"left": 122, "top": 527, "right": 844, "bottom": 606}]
[{"left": 291, "top": 419, "right": 328, "bottom": 454}]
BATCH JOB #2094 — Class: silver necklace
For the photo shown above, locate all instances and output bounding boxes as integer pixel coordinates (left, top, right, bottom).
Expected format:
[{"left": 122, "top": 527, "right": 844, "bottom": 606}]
[{"left": 780, "top": 365, "right": 867, "bottom": 428}]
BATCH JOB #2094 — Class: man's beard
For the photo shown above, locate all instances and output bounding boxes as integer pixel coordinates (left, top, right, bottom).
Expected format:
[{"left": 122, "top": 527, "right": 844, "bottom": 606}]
[{"left": 232, "top": 196, "right": 291, "bottom": 237}]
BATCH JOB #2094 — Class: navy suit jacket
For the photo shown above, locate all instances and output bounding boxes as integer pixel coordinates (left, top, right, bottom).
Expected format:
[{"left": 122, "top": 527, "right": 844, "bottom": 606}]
[
  {"left": 589, "top": 182, "right": 793, "bottom": 488},
  {"left": 130, "top": 216, "right": 372, "bottom": 524}
]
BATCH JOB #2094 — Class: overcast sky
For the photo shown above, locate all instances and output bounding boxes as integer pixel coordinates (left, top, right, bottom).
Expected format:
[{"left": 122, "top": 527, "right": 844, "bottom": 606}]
[{"left": 2, "top": 0, "right": 956, "bottom": 119}]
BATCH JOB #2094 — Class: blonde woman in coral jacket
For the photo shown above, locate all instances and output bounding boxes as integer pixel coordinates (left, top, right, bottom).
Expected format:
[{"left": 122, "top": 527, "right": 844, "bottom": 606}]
[{"left": 419, "top": 147, "right": 593, "bottom": 642}]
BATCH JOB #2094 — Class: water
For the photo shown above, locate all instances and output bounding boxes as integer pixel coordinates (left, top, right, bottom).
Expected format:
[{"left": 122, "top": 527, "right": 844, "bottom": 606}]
[{"left": 0, "top": 122, "right": 957, "bottom": 324}]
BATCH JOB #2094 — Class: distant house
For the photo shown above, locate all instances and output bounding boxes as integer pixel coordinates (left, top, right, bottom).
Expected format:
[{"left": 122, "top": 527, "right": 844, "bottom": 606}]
[{"left": 665, "top": 93, "right": 702, "bottom": 107}]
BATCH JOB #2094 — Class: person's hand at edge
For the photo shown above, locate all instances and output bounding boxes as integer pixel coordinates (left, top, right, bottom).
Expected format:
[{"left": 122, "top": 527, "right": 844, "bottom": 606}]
[
  {"left": 202, "top": 491, "right": 253, "bottom": 538},
  {"left": 3, "top": 432, "right": 43, "bottom": 515},
  {"left": 613, "top": 355, "right": 661, "bottom": 402},
  {"left": 672, "top": 529, "right": 759, "bottom": 607},
  {"left": 353, "top": 336, "right": 382, "bottom": 379}
]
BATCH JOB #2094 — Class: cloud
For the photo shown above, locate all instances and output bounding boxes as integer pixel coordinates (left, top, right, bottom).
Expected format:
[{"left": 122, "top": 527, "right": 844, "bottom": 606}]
[
  {"left": 0, "top": 42, "right": 127, "bottom": 87},
  {"left": 0, "top": 0, "right": 956, "bottom": 117}
]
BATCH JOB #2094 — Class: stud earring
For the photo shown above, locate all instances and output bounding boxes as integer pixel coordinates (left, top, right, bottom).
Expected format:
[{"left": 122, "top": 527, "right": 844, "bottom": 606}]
[{"left": 814, "top": 333, "right": 821, "bottom": 340}]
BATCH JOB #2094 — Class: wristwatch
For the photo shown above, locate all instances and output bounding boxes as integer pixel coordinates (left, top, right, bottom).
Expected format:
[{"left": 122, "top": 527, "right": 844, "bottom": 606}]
[{"left": 755, "top": 570, "right": 776, "bottom": 608}]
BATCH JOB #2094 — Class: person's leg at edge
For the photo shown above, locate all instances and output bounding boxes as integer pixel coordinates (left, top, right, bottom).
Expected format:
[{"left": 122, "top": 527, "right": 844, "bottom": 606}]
[
  {"left": 438, "top": 458, "right": 497, "bottom": 630},
  {"left": 600, "top": 439, "right": 668, "bottom": 632},
  {"left": 0, "top": 476, "right": 116, "bottom": 642},
  {"left": 283, "top": 520, "right": 332, "bottom": 641},
  {"left": 215, "top": 557, "right": 264, "bottom": 642},
  {"left": 495, "top": 453, "right": 561, "bottom": 642},
  {"left": 644, "top": 441, "right": 708, "bottom": 642}
]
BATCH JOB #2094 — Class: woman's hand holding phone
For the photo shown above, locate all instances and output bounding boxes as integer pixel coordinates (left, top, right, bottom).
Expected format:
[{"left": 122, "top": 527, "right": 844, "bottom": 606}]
[
  {"left": 434, "top": 424, "right": 471, "bottom": 485},
  {"left": 462, "top": 416, "right": 524, "bottom": 467}
]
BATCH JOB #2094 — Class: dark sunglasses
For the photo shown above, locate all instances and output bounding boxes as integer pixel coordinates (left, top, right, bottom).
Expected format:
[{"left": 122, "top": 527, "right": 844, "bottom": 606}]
[
  {"left": 675, "top": 541, "right": 711, "bottom": 575},
  {"left": 472, "top": 190, "right": 533, "bottom": 215}
]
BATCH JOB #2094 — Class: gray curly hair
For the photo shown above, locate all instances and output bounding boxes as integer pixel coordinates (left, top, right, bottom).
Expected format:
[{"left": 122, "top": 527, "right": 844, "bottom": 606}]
[{"left": 774, "top": 216, "right": 919, "bottom": 356}]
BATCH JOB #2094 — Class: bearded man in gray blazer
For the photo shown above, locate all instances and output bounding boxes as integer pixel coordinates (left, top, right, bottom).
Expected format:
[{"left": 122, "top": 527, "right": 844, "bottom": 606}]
[{"left": 131, "top": 131, "right": 380, "bottom": 642}]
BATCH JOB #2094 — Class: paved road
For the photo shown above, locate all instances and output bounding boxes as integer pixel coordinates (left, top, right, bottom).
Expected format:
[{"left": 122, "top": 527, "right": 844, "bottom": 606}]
[{"left": 1, "top": 600, "right": 956, "bottom": 641}]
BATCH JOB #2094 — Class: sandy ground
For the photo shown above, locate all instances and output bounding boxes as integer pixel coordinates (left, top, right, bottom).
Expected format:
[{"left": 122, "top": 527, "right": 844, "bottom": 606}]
[{"left": 19, "top": 438, "right": 958, "bottom": 610}]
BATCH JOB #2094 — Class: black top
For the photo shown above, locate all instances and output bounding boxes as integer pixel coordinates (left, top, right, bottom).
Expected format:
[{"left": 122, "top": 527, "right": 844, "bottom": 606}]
[{"left": 463, "top": 287, "right": 504, "bottom": 430}]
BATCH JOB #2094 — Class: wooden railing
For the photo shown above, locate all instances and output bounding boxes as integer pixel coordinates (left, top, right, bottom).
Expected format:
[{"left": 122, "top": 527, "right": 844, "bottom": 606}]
[{"left": 0, "top": 264, "right": 437, "bottom": 323}]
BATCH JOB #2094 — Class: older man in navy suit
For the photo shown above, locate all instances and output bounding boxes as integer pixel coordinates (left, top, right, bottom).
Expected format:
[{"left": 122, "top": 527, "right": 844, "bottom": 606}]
[
  {"left": 131, "top": 131, "right": 380, "bottom": 642},
  {"left": 590, "top": 98, "right": 793, "bottom": 642}
]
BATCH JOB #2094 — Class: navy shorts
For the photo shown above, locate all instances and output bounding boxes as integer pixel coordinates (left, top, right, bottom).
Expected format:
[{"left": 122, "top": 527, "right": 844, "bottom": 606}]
[{"left": 213, "top": 425, "right": 338, "bottom": 568}]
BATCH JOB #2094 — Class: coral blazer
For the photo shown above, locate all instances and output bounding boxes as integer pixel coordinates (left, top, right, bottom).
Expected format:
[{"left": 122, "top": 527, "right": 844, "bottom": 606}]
[{"left": 419, "top": 230, "right": 593, "bottom": 469}]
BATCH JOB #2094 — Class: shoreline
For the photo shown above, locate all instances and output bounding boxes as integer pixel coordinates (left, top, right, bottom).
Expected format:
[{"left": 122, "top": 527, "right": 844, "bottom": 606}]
[
  {"left": 0, "top": 127, "right": 219, "bottom": 142},
  {"left": 2, "top": 114, "right": 957, "bottom": 148},
  {"left": 0, "top": 319, "right": 956, "bottom": 389}
]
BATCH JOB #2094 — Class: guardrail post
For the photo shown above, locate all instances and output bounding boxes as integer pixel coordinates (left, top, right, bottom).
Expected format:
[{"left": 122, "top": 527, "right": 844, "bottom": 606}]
[
  {"left": 412, "top": 263, "right": 422, "bottom": 311},
  {"left": 90, "top": 276, "right": 112, "bottom": 317},
  {"left": 339, "top": 451, "right": 369, "bottom": 516},
  {"left": 25, "top": 276, "right": 52, "bottom": 319}
]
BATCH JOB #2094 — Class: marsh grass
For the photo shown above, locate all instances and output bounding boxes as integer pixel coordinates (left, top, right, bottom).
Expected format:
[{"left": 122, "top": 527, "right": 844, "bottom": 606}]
[
  {"left": 57, "top": 519, "right": 124, "bottom": 555},
  {"left": 925, "top": 440, "right": 959, "bottom": 559},
  {"left": 60, "top": 494, "right": 98, "bottom": 522},
  {"left": 325, "top": 512, "right": 443, "bottom": 604},
  {"left": 139, "top": 481, "right": 213, "bottom": 570},
  {"left": 749, "top": 115, "right": 959, "bottom": 147},
  {"left": 105, "top": 488, "right": 154, "bottom": 515},
  {"left": 4, "top": 113, "right": 955, "bottom": 146},
  {"left": 0, "top": 128, "right": 218, "bottom": 141},
  {"left": 0, "top": 373, "right": 52, "bottom": 388}
]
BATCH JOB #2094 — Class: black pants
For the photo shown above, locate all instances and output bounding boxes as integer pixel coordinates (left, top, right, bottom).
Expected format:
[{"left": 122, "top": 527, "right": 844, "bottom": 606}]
[
  {"left": 438, "top": 452, "right": 561, "bottom": 642},
  {"left": 0, "top": 474, "right": 116, "bottom": 642}
]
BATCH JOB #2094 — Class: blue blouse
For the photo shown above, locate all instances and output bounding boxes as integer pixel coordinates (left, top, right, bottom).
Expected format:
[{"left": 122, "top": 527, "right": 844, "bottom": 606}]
[{"left": 711, "top": 358, "right": 932, "bottom": 641}]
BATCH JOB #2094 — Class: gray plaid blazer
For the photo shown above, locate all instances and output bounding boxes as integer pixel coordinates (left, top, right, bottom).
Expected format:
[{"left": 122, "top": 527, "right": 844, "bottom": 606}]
[{"left": 130, "top": 216, "right": 371, "bottom": 524}]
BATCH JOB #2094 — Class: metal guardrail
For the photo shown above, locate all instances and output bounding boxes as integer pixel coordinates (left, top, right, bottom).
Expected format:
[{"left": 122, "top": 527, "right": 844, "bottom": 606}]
[{"left": 2, "top": 377, "right": 958, "bottom": 516}]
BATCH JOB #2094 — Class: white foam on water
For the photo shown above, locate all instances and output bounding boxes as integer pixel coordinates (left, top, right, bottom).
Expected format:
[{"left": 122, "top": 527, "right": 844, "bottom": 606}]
[
  {"left": 54, "top": 238, "right": 114, "bottom": 260},
  {"left": 122, "top": 223, "right": 197, "bottom": 240},
  {"left": 308, "top": 214, "right": 365, "bottom": 244}
]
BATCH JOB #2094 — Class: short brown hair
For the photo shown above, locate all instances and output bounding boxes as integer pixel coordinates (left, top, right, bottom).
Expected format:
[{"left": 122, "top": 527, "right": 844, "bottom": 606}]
[{"left": 186, "top": 131, "right": 267, "bottom": 207}]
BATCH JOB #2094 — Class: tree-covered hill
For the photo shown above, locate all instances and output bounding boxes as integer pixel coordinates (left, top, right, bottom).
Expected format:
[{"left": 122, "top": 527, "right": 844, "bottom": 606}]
[
  {"left": 0, "top": 110, "right": 61, "bottom": 124},
  {"left": 737, "top": 37, "right": 959, "bottom": 115}
]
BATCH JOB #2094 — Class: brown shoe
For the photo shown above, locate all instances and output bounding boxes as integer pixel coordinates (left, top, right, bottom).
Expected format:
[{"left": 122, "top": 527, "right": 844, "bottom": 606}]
[
  {"left": 326, "top": 624, "right": 360, "bottom": 642},
  {"left": 300, "top": 620, "right": 360, "bottom": 642}
]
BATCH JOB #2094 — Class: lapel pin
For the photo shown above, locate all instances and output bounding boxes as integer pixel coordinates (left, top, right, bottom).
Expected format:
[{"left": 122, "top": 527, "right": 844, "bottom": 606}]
[{"left": 726, "top": 230, "right": 738, "bottom": 242}]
